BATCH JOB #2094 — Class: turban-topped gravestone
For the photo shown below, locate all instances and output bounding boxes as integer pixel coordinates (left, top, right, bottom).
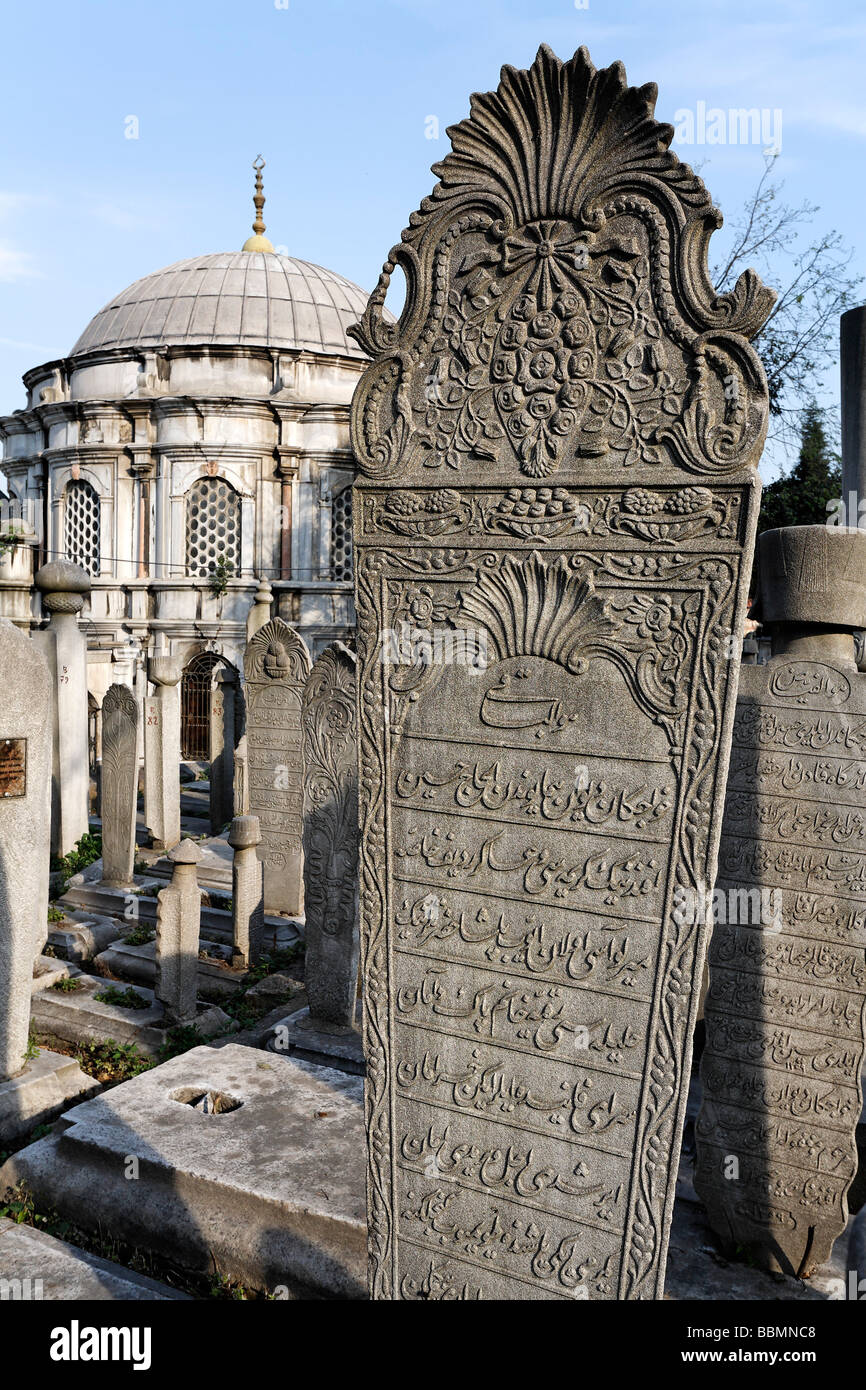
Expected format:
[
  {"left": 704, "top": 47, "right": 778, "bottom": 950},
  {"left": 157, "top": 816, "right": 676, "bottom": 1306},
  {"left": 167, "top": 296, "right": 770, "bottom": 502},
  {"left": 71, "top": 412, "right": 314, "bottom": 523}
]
[{"left": 349, "top": 45, "right": 772, "bottom": 1300}]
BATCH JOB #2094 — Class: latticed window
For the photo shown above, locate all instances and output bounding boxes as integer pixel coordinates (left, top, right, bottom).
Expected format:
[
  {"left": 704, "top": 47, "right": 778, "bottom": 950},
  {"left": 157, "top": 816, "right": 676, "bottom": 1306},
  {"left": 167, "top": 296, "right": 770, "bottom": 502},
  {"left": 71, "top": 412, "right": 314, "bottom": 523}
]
[
  {"left": 185, "top": 478, "right": 241, "bottom": 578},
  {"left": 64, "top": 478, "right": 100, "bottom": 576},
  {"left": 331, "top": 484, "right": 353, "bottom": 581}
]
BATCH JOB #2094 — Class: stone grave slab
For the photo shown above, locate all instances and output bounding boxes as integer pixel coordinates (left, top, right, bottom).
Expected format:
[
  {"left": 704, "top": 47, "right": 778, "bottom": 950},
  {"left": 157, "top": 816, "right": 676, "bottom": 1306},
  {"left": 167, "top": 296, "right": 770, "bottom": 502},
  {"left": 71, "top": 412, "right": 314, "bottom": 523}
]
[
  {"left": 348, "top": 44, "right": 772, "bottom": 1299},
  {"left": 0, "top": 1044, "right": 366, "bottom": 1298},
  {"left": 0, "top": 1217, "right": 192, "bottom": 1300}
]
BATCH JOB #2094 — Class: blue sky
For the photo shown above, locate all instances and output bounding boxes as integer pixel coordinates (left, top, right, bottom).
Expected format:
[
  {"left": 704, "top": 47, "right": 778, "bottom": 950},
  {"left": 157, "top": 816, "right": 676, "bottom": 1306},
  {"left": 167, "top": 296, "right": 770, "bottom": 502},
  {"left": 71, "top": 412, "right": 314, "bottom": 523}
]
[{"left": 1, "top": 0, "right": 864, "bottom": 480}]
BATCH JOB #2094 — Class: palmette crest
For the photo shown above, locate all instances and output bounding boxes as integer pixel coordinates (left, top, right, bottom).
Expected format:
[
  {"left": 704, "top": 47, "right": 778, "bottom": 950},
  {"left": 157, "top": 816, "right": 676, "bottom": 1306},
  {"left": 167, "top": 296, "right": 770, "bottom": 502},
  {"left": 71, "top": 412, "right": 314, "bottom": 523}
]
[
  {"left": 456, "top": 552, "right": 618, "bottom": 671},
  {"left": 349, "top": 45, "right": 773, "bottom": 483}
]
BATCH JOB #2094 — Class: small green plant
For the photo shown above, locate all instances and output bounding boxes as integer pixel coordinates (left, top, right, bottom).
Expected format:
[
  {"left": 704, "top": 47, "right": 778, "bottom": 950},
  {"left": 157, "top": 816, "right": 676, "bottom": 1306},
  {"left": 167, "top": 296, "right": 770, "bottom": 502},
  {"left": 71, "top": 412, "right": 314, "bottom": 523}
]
[
  {"left": 94, "top": 986, "right": 150, "bottom": 1011},
  {"left": 23, "top": 1030, "right": 40, "bottom": 1063},
  {"left": 52, "top": 977, "right": 83, "bottom": 993},
  {"left": 74, "top": 1039, "right": 152, "bottom": 1083},
  {"left": 51, "top": 831, "right": 102, "bottom": 882},
  {"left": 157, "top": 1025, "right": 203, "bottom": 1063},
  {"left": 207, "top": 555, "right": 235, "bottom": 599},
  {"left": 243, "top": 944, "right": 302, "bottom": 985},
  {"left": 124, "top": 925, "right": 155, "bottom": 946},
  {"left": 47, "top": 904, "right": 65, "bottom": 924}
]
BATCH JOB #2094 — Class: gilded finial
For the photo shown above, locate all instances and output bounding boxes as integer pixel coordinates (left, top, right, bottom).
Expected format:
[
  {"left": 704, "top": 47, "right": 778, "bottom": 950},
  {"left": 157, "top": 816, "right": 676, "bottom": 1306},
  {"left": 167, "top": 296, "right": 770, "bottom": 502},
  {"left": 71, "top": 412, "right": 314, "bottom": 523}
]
[{"left": 242, "top": 155, "right": 275, "bottom": 253}]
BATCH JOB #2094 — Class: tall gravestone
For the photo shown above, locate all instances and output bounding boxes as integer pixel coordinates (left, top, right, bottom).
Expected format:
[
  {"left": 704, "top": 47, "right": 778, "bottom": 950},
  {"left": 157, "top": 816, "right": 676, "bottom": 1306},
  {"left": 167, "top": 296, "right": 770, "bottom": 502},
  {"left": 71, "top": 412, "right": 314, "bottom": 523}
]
[
  {"left": 210, "top": 667, "right": 240, "bottom": 834},
  {"left": 0, "top": 620, "right": 52, "bottom": 1078},
  {"left": 33, "top": 561, "right": 91, "bottom": 858},
  {"left": 143, "top": 654, "right": 181, "bottom": 852},
  {"left": 155, "top": 838, "right": 202, "bottom": 1026},
  {"left": 101, "top": 683, "right": 139, "bottom": 888},
  {"left": 695, "top": 525, "right": 866, "bottom": 1276},
  {"left": 244, "top": 619, "right": 311, "bottom": 915},
  {"left": 349, "top": 45, "right": 772, "bottom": 1300},
  {"left": 301, "top": 643, "right": 360, "bottom": 1026}
]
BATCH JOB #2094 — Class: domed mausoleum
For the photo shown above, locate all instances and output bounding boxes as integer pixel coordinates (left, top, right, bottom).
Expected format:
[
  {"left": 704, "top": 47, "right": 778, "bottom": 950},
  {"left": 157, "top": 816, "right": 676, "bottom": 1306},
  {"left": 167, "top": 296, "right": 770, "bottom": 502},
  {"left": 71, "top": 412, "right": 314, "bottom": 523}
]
[{"left": 0, "top": 164, "right": 374, "bottom": 756}]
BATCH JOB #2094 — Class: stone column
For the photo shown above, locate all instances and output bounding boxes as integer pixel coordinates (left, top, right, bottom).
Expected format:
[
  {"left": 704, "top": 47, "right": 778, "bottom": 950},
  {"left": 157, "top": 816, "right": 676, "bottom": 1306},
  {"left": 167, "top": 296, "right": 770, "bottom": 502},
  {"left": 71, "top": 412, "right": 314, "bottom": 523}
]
[
  {"left": 247, "top": 577, "right": 273, "bottom": 639},
  {"left": 33, "top": 561, "right": 91, "bottom": 858},
  {"left": 696, "top": 524, "right": 866, "bottom": 1276},
  {"left": 144, "top": 655, "right": 181, "bottom": 852},
  {"left": 209, "top": 668, "right": 237, "bottom": 834},
  {"left": 841, "top": 305, "right": 866, "bottom": 513},
  {"left": 229, "top": 815, "right": 264, "bottom": 969},
  {"left": 0, "top": 620, "right": 52, "bottom": 1078},
  {"left": 100, "top": 683, "right": 139, "bottom": 887},
  {"left": 155, "top": 838, "right": 202, "bottom": 1026}
]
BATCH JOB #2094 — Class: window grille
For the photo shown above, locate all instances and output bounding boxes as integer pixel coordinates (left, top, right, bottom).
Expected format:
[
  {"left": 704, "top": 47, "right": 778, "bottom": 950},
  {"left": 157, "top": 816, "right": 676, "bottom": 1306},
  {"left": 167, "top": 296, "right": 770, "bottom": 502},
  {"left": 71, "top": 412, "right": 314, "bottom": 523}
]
[
  {"left": 186, "top": 478, "right": 241, "bottom": 578},
  {"left": 64, "top": 478, "right": 100, "bottom": 576},
  {"left": 331, "top": 484, "right": 352, "bottom": 581}
]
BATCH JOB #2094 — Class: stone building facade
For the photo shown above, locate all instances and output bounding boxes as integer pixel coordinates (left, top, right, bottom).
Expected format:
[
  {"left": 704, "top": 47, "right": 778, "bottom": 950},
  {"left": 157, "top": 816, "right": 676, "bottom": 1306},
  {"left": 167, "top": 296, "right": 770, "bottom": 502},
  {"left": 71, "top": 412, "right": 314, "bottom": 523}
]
[{"left": 0, "top": 220, "right": 376, "bottom": 755}]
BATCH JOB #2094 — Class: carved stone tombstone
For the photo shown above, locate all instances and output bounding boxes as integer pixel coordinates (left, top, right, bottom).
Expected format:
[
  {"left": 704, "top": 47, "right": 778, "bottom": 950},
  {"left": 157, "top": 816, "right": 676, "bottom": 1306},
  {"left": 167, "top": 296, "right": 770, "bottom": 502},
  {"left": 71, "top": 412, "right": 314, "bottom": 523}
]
[
  {"left": 301, "top": 642, "right": 359, "bottom": 1026},
  {"left": 101, "top": 683, "right": 139, "bottom": 888},
  {"left": 210, "top": 667, "right": 239, "bottom": 834},
  {"left": 155, "top": 838, "right": 202, "bottom": 1026},
  {"left": 349, "top": 46, "right": 772, "bottom": 1300},
  {"left": 143, "top": 655, "right": 181, "bottom": 852},
  {"left": 0, "top": 620, "right": 52, "bottom": 1078},
  {"left": 244, "top": 619, "right": 311, "bottom": 915},
  {"left": 695, "top": 525, "right": 866, "bottom": 1277}
]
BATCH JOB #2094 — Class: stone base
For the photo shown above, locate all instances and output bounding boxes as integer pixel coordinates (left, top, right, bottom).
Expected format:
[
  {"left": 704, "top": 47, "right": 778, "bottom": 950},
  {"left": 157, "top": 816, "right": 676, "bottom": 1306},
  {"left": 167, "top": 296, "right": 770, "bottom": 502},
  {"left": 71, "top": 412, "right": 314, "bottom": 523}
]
[
  {"left": 45, "top": 914, "right": 126, "bottom": 966},
  {"left": 0, "top": 1218, "right": 191, "bottom": 1300},
  {"left": 95, "top": 938, "right": 247, "bottom": 999},
  {"left": 0, "top": 1050, "right": 99, "bottom": 1146},
  {"left": 30, "top": 975, "right": 234, "bottom": 1056},
  {"left": 0, "top": 1044, "right": 366, "bottom": 1298},
  {"left": 269, "top": 1005, "right": 365, "bottom": 1075}
]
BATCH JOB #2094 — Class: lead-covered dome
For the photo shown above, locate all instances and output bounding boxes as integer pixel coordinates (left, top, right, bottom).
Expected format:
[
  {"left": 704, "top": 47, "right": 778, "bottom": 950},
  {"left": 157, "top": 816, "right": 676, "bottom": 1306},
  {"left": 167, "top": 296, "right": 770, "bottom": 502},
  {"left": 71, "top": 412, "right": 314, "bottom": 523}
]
[{"left": 70, "top": 251, "right": 373, "bottom": 359}]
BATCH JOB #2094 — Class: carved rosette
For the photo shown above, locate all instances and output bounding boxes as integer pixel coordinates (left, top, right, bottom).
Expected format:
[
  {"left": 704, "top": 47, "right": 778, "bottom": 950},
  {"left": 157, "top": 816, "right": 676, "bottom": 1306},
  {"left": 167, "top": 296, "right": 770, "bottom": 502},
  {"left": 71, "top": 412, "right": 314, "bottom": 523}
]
[{"left": 350, "top": 45, "right": 770, "bottom": 1301}]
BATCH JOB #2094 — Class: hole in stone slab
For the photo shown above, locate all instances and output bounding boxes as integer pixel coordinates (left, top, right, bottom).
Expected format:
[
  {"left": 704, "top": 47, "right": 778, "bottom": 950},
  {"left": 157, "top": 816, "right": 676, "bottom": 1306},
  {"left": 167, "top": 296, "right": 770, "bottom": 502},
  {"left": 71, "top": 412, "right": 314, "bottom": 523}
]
[{"left": 169, "top": 1087, "right": 243, "bottom": 1115}]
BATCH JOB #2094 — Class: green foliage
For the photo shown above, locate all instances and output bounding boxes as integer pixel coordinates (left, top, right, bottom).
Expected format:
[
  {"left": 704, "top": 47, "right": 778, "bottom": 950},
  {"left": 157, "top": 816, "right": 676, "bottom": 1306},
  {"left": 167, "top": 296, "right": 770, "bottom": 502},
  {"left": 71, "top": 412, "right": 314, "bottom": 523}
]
[
  {"left": 243, "top": 945, "right": 302, "bottom": 986},
  {"left": 23, "top": 1029, "right": 40, "bottom": 1063},
  {"left": 94, "top": 985, "right": 150, "bottom": 1011},
  {"left": 51, "top": 831, "right": 103, "bottom": 881},
  {"left": 124, "top": 925, "right": 155, "bottom": 946},
  {"left": 51, "top": 977, "right": 83, "bottom": 993},
  {"left": 46, "top": 905, "right": 65, "bottom": 924},
  {"left": 157, "top": 1025, "right": 203, "bottom": 1063},
  {"left": 207, "top": 555, "right": 235, "bottom": 598},
  {"left": 74, "top": 1039, "right": 153, "bottom": 1083},
  {"left": 758, "top": 403, "right": 841, "bottom": 533}
]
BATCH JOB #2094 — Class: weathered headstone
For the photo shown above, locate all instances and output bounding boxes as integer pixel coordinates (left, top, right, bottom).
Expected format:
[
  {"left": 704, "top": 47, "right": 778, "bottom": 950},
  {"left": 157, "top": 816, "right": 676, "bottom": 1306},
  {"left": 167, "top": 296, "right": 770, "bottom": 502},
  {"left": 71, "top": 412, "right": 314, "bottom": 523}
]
[
  {"left": 349, "top": 45, "right": 772, "bottom": 1299},
  {"left": 210, "top": 667, "right": 239, "bottom": 834},
  {"left": 33, "top": 561, "right": 91, "bottom": 858},
  {"left": 233, "top": 733, "right": 250, "bottom": 816},
  {"left": 155, "top": 838, "right": 202, "bottom": 1026},
  {"left": 144, "top": 654, "right": 181, "bottom": 852},
  {"left": 244, "top": 618, "right": 311, "bottom": 915},
  {"left": 0, "top": 620, "right": 52, "bottom": 1077},
  {"left": 301, "top": 643, "right": 359, "bottom": 1027},
  {"left": 229, "top": 814, "right": 264, "bottom": 969},
  {"left": 101, "top": 683, "right": 139, "bottom": 888},
  {"left": 695, "top": 525, "right": 866, "bottom": 1276}
]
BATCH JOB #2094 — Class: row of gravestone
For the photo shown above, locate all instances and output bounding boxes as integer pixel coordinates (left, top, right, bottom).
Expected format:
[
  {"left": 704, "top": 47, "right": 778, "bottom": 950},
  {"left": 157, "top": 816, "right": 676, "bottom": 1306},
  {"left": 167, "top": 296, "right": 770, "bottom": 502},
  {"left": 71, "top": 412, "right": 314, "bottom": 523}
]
[{"left": 98, "top": 621, "right": 360, "bottom": 1032}]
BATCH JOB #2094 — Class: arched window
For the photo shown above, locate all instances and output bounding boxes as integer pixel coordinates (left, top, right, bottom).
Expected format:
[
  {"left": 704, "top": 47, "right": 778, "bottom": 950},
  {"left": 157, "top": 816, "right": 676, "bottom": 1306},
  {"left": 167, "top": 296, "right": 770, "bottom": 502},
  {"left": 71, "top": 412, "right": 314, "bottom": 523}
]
[
  {"left": 331, "top": 484, "right": 353, "bottom": 581},
  {"left": 185, "top": 477, "right": 241, "bottom": 579},
  {"left": 64, "top": 478, "right": 100, "bottom": 576},
  {"left": 180, "top": 651, "right": 222, "bottom": 760}
]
